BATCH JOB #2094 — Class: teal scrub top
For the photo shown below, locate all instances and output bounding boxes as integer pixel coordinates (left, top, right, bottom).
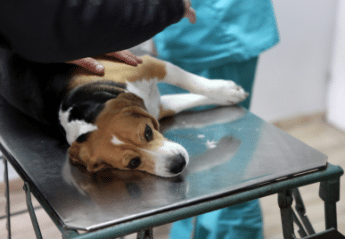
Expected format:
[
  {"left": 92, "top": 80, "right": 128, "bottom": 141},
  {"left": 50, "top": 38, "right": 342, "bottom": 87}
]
[{"left": 154, "top": 0, "right": 279, "bottom": 72}]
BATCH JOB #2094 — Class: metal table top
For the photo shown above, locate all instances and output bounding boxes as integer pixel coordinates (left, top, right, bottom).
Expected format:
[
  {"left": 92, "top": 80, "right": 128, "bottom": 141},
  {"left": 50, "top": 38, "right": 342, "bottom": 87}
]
[{"left": 0, "top": 99, "right": 327, "bottom": 232}]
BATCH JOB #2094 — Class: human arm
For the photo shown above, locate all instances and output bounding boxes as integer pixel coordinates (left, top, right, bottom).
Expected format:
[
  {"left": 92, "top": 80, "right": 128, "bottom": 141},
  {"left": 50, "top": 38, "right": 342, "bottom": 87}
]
[{"left": 0, "top": 0, "right": 185, "bottom": 63}]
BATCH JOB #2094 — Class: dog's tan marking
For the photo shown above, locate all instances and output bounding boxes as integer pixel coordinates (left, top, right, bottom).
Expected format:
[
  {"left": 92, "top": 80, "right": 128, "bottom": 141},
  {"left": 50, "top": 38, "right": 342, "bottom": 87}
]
[
  {"left": 68, "top": 55, "right": 167, "bottom": 89},
  {"left": 97, "top": 93, "right": 159, "bottom": 130},
  {"left": 158, "top": 106, "right": 176, "bottom": 120}
]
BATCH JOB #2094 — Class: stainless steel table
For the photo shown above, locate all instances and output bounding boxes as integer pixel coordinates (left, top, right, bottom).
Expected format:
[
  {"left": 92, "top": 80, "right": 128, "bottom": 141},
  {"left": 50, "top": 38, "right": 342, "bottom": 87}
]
[{"left": 0, "top": 98, "right": 343, "bottom": 239}]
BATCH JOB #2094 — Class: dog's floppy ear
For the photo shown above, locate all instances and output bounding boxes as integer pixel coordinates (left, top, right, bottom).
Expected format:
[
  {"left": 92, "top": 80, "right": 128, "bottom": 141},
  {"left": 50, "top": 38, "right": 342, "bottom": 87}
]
[
  {"left": 102, "top": 92, "right": 159, "bottom": 130},
  {"left": 122, "top": 106, "right": 159, "bottom": 130},
  {"left": 68, "top": 140, "right": 108, "bottom": 172},
  {"left": 98, "top": 92, "right": 149, "bottom": 125}
]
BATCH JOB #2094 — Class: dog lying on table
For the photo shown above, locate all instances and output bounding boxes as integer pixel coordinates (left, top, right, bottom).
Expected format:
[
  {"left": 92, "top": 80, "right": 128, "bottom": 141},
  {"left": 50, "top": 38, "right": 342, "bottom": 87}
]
[
  {"left": 59, "top": 55, "right": 248, "bottom": 177},
  {"left": 0, "top": 2, "right": 246, "bottom": 178}
]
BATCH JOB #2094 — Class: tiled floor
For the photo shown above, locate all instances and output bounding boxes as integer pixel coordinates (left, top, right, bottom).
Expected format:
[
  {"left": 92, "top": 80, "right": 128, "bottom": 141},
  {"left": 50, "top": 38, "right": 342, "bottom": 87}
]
[{"left": 1, "top": 112, "right": 345, "bottom": 238}]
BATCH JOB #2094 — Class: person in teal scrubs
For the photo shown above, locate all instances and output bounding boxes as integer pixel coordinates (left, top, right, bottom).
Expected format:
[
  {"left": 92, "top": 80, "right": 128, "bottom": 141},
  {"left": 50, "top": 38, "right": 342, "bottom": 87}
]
[{"left": 153, "top": 0, "right": 279, "bottom": 238}]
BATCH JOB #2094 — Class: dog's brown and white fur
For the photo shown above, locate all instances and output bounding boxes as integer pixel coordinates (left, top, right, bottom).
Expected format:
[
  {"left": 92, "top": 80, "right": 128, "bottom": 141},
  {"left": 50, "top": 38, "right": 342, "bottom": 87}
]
[{"left": 59, "top": 55, "right": 247, "bottom": 177}]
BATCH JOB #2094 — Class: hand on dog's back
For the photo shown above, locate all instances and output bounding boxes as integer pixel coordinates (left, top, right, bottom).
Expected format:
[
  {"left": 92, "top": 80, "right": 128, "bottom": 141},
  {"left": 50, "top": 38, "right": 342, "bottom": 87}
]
[{"left": 66, "top": 50, "right": 143, "bottom": 75}]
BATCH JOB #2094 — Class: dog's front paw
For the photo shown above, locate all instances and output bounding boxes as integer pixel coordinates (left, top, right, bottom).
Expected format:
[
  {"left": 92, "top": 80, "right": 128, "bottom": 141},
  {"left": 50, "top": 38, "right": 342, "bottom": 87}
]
[{"left": 205, "top": 80, "right": 249, "bottom": 105}]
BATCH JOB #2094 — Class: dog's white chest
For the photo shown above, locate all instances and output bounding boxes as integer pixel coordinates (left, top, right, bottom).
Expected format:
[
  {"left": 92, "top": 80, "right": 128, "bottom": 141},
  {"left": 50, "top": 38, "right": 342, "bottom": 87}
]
[{"left": 126, "top": 79, "right": 161, "bottom": 119}]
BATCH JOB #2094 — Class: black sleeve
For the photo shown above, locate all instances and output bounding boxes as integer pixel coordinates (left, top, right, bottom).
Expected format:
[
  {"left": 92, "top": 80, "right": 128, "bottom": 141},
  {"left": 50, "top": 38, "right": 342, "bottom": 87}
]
[{"left": 0, "top": 0, "right": 184, "bottom": 63}]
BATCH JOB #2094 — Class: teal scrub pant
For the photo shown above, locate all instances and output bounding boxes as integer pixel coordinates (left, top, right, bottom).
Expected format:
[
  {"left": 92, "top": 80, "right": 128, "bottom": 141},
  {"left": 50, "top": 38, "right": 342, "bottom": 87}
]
[{"left": 158, "top": 57, "right": 263, "bottom": 239}]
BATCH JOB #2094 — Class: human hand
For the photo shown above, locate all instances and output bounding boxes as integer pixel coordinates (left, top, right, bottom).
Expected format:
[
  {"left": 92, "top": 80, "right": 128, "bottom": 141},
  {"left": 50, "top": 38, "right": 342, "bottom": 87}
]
[
  {"left": 183, "top": 0, "right": 196, "bottom": 24},
  {"left": 66, "top": 50, "right": 143, "bottom": 75}
]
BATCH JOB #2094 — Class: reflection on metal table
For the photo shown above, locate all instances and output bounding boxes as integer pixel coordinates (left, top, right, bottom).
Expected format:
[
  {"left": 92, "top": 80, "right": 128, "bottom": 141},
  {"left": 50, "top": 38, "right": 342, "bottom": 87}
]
[{"left": 0, "top": 99, "right": 343, "bottom": 239}]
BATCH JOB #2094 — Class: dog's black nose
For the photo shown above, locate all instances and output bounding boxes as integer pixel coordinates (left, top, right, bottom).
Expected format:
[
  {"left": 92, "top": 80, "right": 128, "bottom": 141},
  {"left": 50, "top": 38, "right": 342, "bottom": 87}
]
[{"left": 169, "top": 154, "right": 187, "bottom": 174}]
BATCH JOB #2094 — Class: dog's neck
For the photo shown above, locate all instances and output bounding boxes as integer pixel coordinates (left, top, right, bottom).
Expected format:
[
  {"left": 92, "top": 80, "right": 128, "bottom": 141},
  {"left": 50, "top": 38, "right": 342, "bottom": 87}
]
[{"left": 59, "top": 107, "right": 98, "bottom": 145}]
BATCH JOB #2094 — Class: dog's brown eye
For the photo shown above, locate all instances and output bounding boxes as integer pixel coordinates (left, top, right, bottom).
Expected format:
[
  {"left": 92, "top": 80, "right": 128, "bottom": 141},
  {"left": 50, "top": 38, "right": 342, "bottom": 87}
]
[
  {"left": 128, "top": 157, "right": 141, "bottom": 169},
  {"left": 144, "top": 124, "right": 153, "bottom": 142}
]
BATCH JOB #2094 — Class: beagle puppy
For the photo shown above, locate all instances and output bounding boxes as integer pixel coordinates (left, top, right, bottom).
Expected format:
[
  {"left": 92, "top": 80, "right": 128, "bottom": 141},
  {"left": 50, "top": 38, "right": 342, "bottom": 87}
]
[{"left": 59, "top": 55, "right": 248, "bottom": 177}]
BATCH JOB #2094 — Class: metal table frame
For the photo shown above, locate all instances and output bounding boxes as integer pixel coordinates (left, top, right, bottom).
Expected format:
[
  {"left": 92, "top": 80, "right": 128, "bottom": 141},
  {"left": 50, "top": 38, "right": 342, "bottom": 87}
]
[
  {"left": 1, "top": 97, "right": 344, "bottom": 239},
  {"left": 2, "top": 154, "right": 343, "bottom": 239}
]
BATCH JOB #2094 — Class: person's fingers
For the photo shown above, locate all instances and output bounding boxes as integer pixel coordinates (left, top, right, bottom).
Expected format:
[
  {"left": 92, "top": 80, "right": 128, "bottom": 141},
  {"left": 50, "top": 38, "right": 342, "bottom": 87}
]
[
  {"left": 67, "top": 57, "right": 105, "bottom": 74},
  {"left": 108, "top": 50, "right": 142, "bottom": 66},
  {"left": 183, "top": 0, "right": 191, "bottom": 8},
  {"left": 185, "top": 7, "right": 196, "bottom": 24},
  {"left": 182, "top": 0, "right": 196, "bottom": 24}
]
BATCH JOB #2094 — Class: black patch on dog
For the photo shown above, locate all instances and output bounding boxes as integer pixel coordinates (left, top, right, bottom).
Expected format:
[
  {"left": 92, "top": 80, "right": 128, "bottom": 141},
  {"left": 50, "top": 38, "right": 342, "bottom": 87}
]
[
  {"left": 68, "top": 103, "right": 105, "bottom": 123},
  {"left": 63, "top": 81, "right": 127, "bottom": 123},
  {"left": 76, "top": 132, "right": 92, "bottom": 143}
]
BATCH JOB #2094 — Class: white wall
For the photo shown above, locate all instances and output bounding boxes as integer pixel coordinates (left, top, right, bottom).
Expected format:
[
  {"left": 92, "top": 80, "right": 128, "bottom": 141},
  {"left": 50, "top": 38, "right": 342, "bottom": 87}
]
[
  {"left": 328, "top": 0, "right": 345, "bottom": 131},
  {"left": 251, "top": 0, "right": 337, "bottom": 121}
]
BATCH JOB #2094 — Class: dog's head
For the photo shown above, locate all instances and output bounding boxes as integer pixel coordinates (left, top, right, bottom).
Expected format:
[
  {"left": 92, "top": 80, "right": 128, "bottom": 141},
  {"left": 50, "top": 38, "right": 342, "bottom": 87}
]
[{"left": 68, "top": 93, "right": 189, "bottom": 177}]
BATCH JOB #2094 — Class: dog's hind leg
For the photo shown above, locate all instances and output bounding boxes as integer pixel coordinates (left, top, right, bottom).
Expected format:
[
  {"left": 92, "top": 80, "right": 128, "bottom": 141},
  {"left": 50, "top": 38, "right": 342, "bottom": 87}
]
[{"left": 158, "top": 93, "right": 227, "bottom": 119}]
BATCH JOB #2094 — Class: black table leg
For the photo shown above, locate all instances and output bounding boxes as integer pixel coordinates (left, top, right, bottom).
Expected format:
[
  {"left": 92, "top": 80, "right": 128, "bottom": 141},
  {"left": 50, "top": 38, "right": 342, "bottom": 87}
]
[{"left": 278, "top": 189, "right": 295, "bottom": 239}]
